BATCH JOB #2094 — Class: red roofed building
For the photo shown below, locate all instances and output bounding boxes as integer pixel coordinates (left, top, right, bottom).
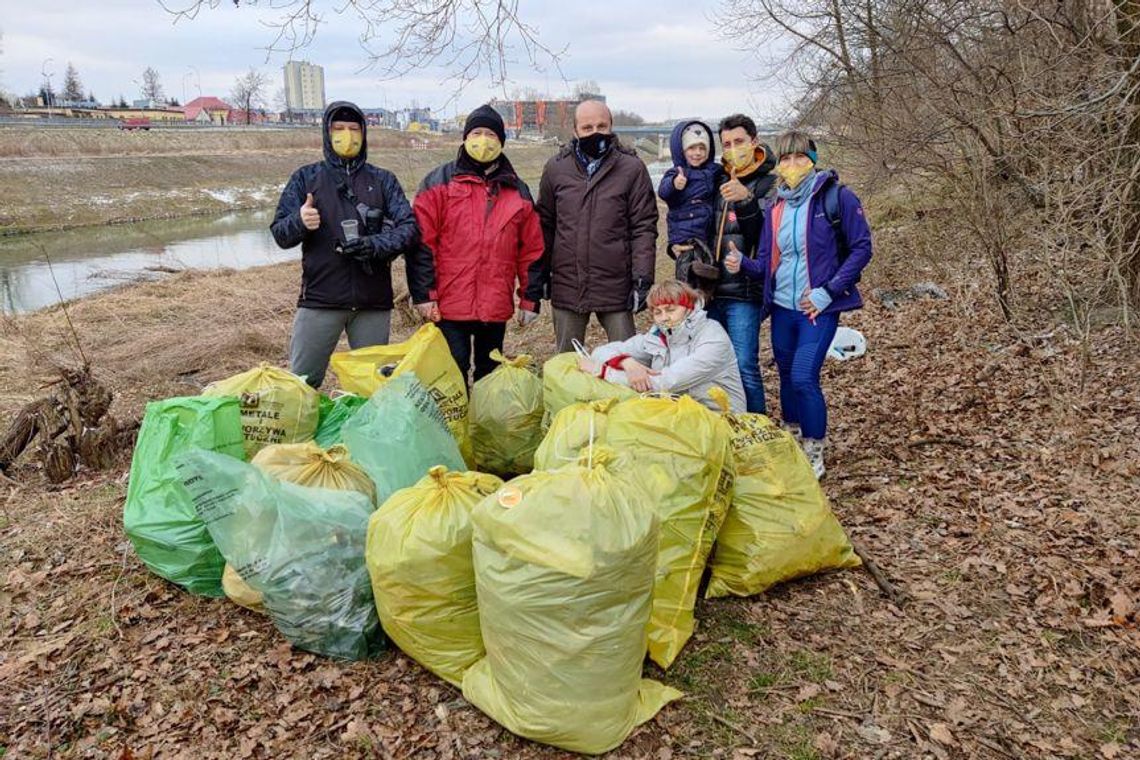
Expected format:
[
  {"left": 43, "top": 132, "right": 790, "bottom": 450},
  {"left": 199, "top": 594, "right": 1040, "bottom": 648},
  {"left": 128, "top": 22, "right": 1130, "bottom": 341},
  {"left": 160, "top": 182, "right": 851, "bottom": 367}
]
[
  {"left": 183, "top": 96, "right": 233, "bottom": 125},
  {"left": 227, "top": 108, "right": 269, "bottom": 125}
]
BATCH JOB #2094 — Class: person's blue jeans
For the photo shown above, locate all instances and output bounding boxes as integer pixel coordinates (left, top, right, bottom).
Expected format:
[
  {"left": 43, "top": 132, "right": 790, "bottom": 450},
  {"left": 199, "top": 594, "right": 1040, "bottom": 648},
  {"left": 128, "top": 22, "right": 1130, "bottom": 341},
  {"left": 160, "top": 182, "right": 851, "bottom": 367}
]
[
  {"left": 769, "top": 305, "right": 839, "bottom": 439},
  {"left": 707, "top": 298, "right": 767, "bottom": 414}
]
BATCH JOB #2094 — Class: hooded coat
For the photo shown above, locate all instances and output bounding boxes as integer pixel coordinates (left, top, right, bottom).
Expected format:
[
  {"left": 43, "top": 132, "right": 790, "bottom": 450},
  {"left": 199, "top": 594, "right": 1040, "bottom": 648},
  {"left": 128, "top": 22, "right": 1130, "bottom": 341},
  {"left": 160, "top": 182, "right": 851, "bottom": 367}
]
[
  {"left": 270, "top": 101, "right": 429, "bottom": 309},
  {"left": 658, "top": 120, "right": 722, "bottom": 245}
]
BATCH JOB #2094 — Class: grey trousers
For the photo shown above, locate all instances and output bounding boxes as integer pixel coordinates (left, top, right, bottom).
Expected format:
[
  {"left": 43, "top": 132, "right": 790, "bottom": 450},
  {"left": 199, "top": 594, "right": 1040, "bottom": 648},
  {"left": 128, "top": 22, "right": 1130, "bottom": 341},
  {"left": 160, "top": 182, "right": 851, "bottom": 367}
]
[
  {"left": 289, "top": 307, "right": 392, "bottom": 388},
  {"left": 552, "top": 306, "right": 636, "bottom": 354}
]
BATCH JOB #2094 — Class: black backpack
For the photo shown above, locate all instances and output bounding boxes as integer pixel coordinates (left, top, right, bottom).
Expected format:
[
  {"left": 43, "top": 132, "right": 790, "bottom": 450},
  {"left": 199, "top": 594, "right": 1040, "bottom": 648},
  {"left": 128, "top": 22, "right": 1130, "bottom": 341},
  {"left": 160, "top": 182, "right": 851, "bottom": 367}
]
[{"left": 821, "top": 179, "right": 850, "bottom": 265}]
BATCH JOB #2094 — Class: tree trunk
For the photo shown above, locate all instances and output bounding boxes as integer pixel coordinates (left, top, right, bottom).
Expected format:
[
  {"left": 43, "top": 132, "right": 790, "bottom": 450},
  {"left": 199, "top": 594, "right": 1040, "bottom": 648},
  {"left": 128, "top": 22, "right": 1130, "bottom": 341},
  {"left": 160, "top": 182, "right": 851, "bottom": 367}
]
[{"left": 1114, "top": 1, "right": 1140, "bottom": 315}]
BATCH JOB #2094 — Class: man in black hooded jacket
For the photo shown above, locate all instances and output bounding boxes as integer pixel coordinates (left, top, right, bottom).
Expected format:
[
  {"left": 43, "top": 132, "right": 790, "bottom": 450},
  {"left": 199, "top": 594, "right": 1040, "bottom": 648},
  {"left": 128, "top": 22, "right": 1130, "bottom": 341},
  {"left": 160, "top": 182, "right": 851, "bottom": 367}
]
[{"left": 270, "top": 101, "right": 431, "bottom": 387}]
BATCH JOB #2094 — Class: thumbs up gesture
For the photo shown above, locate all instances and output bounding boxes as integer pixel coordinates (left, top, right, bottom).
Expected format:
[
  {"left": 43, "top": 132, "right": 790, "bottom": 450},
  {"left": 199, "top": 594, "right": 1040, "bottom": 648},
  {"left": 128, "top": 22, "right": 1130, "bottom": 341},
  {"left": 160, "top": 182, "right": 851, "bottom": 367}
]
[
  {"left": 300, "top": 192, "right": 321, "bottom": 231},
  {"left": 673, "top": 166, "right": 687, "bottom": 191},
  {"left": 724, "top": 241, "right": 743, "bottom": 274}
]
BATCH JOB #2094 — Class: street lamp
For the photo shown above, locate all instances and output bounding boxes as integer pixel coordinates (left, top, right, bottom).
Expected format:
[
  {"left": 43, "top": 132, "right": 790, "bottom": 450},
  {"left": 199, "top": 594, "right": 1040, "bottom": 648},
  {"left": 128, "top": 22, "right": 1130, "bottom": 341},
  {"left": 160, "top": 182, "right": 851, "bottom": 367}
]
[
  {"left": 188, "top": 66, "right": 201, "bottom": 98},
  {"left": 41, "top": 58, "right": 55, "bottom": 119}
]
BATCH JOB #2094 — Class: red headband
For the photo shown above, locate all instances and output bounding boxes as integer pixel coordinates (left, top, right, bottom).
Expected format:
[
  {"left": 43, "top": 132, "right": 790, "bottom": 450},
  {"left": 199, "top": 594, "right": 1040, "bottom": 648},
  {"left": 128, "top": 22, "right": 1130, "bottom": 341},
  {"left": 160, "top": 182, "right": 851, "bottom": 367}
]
[{"left": 652, "top": 293, "right": 695, "bottom": 310}]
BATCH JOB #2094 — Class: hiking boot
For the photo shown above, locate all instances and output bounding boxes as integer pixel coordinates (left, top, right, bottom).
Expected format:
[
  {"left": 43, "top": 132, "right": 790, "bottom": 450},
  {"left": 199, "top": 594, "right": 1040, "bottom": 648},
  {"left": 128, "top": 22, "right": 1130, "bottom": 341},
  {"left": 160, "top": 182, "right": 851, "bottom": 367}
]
[
  {"left": 781, "top": 422, "right": 803, "bottom": 443},
  {"left": 802, "top": 437, "right": 826, "bottom": 479}
]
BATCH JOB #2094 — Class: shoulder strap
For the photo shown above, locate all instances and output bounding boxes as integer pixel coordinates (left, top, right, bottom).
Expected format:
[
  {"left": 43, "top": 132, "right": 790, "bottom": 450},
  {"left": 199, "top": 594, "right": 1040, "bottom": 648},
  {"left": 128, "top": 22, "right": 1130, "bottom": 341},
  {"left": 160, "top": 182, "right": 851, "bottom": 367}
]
[
  {"left": 324, "top": 161, "right": 358, "bottom": 205},
  {"left": 823, "top": 181, "right": 849, "bottom": 264}
]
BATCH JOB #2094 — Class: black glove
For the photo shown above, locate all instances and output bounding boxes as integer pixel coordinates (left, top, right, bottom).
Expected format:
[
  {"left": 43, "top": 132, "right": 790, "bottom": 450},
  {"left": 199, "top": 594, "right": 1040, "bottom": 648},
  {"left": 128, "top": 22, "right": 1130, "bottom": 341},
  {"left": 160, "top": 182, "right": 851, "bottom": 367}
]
[
  {"left": 629, "top": 277, "right": 652, "bottom": 313},
  {"left": 340, "top": 236, "right": 377, "bottom": 261}
]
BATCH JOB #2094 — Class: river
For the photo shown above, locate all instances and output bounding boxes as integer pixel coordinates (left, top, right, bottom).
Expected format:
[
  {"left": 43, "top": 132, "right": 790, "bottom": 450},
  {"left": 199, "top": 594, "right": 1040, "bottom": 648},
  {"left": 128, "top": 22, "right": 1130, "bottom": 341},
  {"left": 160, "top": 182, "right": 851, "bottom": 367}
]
[{"left": 0, "top": 210, "right": 294, "bottom": 314}]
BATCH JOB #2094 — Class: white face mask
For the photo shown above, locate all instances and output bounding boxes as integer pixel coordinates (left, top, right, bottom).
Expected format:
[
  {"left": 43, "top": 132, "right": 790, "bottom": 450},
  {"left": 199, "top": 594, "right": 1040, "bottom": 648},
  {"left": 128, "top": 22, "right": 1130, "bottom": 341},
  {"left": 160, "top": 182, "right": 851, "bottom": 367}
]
[{"left": 652, "top": 304, "right": 691, "bottom": 334}]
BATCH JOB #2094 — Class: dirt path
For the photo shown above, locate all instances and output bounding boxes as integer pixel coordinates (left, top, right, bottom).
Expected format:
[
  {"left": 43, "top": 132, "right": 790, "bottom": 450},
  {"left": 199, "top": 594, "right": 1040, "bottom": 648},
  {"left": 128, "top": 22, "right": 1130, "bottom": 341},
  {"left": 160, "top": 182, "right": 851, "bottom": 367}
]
[{"left": 0, "top": 223, "right": 1137, "bottom": 758}]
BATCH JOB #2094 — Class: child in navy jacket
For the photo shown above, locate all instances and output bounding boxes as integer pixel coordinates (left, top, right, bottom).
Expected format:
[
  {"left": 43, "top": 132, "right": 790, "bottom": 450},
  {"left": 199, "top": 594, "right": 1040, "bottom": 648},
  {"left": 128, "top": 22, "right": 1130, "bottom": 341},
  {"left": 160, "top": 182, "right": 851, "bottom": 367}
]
[{"left": 658, "top": 120, "right": 722, "bottom": 255}]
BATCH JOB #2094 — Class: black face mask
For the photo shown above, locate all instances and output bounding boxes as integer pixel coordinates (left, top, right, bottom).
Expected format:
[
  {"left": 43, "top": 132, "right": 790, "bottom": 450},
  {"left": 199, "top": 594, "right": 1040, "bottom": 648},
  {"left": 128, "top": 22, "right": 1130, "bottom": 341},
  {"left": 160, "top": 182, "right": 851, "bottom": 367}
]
[{"left": 577, "top": 132, "right": 613, "bottom": 160}]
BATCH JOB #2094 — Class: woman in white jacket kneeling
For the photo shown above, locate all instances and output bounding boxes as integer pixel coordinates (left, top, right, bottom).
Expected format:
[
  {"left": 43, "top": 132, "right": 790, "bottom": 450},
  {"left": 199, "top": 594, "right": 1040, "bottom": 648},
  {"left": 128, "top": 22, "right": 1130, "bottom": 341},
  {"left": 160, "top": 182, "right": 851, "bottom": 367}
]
[{"left": 578, "top": 279, "right": 747, "bottom": 412}]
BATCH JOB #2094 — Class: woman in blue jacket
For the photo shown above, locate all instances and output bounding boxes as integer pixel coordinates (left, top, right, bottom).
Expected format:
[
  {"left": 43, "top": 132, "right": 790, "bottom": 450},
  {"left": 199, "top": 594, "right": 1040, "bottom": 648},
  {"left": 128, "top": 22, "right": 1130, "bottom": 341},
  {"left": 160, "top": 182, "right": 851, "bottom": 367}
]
[{"left": 726, "top": 130, "right": 872, "bottom": 478}]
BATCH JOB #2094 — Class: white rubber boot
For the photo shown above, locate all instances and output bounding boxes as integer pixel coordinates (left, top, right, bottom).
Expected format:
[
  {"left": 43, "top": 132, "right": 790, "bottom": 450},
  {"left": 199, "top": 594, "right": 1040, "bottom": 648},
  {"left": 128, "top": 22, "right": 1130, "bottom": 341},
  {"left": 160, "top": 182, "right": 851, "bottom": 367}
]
[
  {"left": 802, "top": 437, "right": 826, "bottom": 480},
  {"left": 781, "top": 422, "right": 803, "bottom": 443}
]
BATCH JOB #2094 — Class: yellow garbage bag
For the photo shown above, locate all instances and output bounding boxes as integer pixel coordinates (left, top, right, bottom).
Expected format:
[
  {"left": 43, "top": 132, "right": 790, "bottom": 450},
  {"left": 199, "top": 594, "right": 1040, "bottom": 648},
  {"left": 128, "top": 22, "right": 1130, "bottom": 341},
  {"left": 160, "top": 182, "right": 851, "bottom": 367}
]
[
  {"left": 541, "top": 352, "right": 636, "bottom": 428},
  {"left": 223, "top": 442, "right": 376, "bottom": 613},
  {"left": 462, "top": 449, "right": 682, "bottom": 754},
  {"left": 366, "top": 466, "right": 502, "bottom": 686},
  {"left": 469, "top": 351, "right": 543, "bottom": 476},
  {"left": 532, "top": 398, "right": 618, "bottom": 471},
  {"left": 329, "top": 323, "right": 471, "bottom": 463},
  {"left": 706, "top": 413, "right": 860, "bottom": 598},
  {"left": 605, "top": 395, "right": 735, "bottom": 669},
  {"left": 202, "top": 363, "right": 320, "bottom": 458}
]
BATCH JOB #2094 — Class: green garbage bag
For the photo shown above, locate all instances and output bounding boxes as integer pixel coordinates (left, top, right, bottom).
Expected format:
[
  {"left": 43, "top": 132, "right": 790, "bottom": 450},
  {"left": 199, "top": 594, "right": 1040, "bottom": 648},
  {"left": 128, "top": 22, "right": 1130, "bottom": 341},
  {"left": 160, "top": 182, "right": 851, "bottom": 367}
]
[
  {"left": 314, "top": 393, "right": 367, "bottom": 448},
  {"left": 123, "top": 396, "right": 245, "bottom": 596},
  {"left": 462, "top": 448, "right": 682, "bottom": 754},
  {"left": 342, "top": 374, "right": 466, "bottom": 505},
  {"left": 175, "top": 448, "right": 384, "bottom": 660},
  {"left": 469, "top": 351, "right": 543, "bottom": 476}
]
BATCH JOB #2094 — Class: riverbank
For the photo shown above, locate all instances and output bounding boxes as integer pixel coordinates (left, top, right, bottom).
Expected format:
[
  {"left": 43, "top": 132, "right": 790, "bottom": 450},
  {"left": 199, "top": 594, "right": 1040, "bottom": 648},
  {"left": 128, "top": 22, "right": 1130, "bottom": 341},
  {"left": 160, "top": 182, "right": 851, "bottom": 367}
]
[
  {"left": 0, "top": 126, "right": 557, "bottom": 234},
  {"left": 1, "top": 197, "right": 1136, "bottom": 756}
]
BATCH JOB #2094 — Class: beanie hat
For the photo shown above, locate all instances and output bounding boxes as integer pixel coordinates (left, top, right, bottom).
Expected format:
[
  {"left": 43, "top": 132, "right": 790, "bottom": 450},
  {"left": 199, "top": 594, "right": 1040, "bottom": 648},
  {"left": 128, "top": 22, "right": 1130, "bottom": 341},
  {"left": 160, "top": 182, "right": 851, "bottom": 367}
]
[
  {"left": 328, "top": 105, "right": 363, "bottom": 125},
  {"left": 779, "top": 137, "right": 819, "bottom": 164},
  {"left": 464, "top": 104, "right": 506, "bottom": 144},
  {"left": 681, "top": 124, "right": 710, "bottom": 152}
]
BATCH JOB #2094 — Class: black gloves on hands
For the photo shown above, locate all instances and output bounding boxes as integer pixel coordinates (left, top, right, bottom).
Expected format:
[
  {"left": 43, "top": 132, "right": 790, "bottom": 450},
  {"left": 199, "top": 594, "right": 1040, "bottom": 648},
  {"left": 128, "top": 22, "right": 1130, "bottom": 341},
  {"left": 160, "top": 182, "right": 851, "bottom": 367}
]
[
  {"left": 340, "top": 236, "right": 377, "bottom": 261},
  {"left": 630, "top": 277, "right": 652, "bottom": 314}
]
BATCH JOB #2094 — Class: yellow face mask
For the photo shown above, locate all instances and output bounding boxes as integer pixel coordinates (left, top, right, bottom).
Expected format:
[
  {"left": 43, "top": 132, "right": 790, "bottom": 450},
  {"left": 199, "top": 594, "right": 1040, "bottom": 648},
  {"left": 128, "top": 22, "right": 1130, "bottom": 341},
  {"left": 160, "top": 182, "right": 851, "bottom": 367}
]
[
  {"left": 724, "top": 143, "right": 756, "bottom": 170},
  {"left": 464, "top": 134, "right": 503, "bottom": 164},
  {"left": 776, "top": 162, "right": 814, "bottom": 189},
  {"left": 330, "top": 128, "right": 363, "bottom": 159}
]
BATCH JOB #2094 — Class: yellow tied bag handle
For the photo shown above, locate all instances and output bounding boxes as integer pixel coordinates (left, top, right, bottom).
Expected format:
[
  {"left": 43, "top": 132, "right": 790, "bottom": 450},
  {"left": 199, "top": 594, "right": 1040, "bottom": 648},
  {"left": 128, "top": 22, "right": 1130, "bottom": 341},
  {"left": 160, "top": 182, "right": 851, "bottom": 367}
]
[
  {"left": 489, "top": 349, "right": 533, "bottom": 370},
  {"left": 707, "top": 386, "right": 731, "bottom": 414}
]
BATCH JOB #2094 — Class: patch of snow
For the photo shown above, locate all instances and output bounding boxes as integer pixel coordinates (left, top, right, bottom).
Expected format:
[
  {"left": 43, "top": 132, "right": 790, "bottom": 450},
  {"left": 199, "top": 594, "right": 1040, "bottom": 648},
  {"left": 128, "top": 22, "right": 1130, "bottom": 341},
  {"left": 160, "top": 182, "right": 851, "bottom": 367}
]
[{"left": 202, "top": 188, "right": 240, "bottom": 204}]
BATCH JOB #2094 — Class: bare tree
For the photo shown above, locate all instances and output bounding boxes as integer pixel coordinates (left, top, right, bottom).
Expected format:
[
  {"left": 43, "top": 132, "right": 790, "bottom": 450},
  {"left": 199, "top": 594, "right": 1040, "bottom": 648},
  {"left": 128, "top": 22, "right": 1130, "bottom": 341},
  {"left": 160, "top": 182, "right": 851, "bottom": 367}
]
[
  {"left": 573, "top": 79, "right": 602, "bottom": 99},
  {"left": 231, "top": 68, "right": 269, "bottom": 125},
  {"left": 612, "top": 109, "right": 645, "bottom": 127},
  {"left": 141, "top": 67, "right": 164, "bottom": 102},
  {"left": 159, "top": 1, "right": 565, "bottom": 98},
  {"left": 272, "top": 86, "right": 287, "bottom": 114},
  {"left": 721, "top": 0, "right": 1140, "bottom": 326},
  {"left": 62, "top": 63, "right": 83, "bottom": 103}
]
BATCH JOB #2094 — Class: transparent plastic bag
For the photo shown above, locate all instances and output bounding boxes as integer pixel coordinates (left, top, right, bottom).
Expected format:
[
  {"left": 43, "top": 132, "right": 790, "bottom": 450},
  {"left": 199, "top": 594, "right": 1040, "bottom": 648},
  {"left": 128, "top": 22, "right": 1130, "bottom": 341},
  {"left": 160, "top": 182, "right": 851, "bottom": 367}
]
[
  {"left": 341, "top": 374, "right": 466, "bottom": 505},
  {"left": 176, "top": 449, "right": 384, "bottom": 661}
]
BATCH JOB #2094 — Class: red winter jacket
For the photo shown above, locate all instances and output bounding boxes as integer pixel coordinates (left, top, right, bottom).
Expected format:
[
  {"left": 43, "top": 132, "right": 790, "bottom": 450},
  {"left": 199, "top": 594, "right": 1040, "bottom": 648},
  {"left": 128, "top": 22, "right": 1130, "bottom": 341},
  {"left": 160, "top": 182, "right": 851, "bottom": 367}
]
[{"left": 413, "top": 156, "right": 544, "bottom": 323}]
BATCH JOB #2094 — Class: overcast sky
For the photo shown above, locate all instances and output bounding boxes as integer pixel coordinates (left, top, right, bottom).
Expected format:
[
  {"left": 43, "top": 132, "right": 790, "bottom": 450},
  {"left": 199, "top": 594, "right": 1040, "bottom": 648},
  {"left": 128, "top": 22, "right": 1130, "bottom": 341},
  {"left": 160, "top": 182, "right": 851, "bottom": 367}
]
[{"left": 0, "top": 0, "right": 792, "bottom": 123}]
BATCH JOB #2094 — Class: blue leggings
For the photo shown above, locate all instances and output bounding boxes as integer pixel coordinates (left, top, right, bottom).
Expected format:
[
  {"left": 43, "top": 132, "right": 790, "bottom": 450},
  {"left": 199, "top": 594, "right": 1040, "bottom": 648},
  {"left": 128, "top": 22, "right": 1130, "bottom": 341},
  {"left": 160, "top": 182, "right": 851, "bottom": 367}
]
[{"left": 770, "top": 305, "right": 839, "bottom": 439}]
